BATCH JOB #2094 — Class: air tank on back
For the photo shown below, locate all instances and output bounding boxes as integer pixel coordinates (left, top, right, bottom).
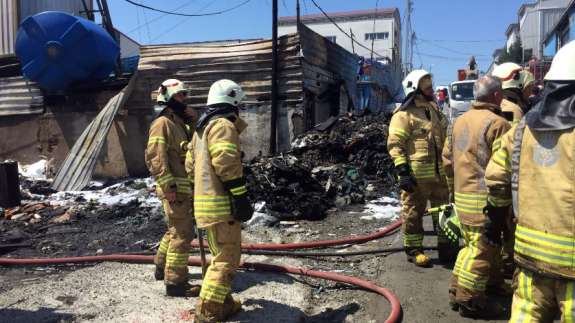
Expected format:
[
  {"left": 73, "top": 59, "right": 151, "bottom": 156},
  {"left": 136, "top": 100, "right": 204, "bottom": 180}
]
[{"left": 15, "top": 11, "right": 120, "bottom": 91}]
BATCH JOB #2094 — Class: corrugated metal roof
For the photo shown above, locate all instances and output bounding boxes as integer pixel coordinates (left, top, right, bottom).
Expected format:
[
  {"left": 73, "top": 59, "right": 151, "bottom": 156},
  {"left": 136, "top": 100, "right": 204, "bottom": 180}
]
[
  {"left": 0, "top": 0, "right": 18, "bottom": 58},
  {"left": 18, "top": 0, "right": 93, "bottom": 22},
  {"left": 0, "top": 76, "right": 43, "bottom": 116},
  {"left": 130, "top": 35, "right": 303, "bottom": 110}
]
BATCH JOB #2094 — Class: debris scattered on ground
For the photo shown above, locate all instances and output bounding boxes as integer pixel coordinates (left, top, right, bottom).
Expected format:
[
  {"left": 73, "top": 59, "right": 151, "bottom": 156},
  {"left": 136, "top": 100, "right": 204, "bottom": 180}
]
[{"left": 246, "top": 114, "right": 396, "bottom": 221}]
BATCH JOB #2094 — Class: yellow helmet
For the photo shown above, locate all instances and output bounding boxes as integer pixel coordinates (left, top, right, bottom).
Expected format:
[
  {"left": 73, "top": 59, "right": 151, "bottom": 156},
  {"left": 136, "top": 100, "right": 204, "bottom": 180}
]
[
  {"left": 492, "top": 62, "right": 534, "bottom": 90},
  {"left": 157, "top": 79, "right": 187, "bottom": 104},
  {"left": 544, "top": 40, "right": 575, "bottom": 81}
]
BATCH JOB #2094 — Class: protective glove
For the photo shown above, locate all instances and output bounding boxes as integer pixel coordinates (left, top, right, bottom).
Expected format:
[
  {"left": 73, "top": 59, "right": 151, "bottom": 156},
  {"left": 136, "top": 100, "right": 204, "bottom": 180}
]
[
  {"left": 482, "top": 202, "right": 508, "bottom": 246},
  {"left": 222, "top": 177, "right": 254, "bottom": 222},
  {"left": 396, "top": 164, "right": 417, "bottom": 193}
]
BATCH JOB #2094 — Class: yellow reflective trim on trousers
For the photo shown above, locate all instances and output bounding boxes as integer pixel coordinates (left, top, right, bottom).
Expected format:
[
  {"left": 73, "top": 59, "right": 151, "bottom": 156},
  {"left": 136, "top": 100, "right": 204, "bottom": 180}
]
[
  {"left": 158, "top": 238, "right": 169, "bottom": 254},
  {"left": 148, "top": 136, "right": 166, "bottom": 145},
  {"left": 200, "top": 280, "right": 231, "bottom": 303},
  {"left": 389, "top": 127, "right": 409, "bottom": 139},
  {"left": 230, "top": 185, "right": 247, "bottom": 196},
  {"left": 195, "top": 195, "right": 229, "bottom": 202},
  {"left": 156, "top": 174, "right": 174, "bottom": 186},
  {"left": 510, "top": 269, "right": 534, "bottom": 323},
  {"left": 394, "top": 157, "right": 407, "bottom": 166},
  {"left": 514, "top": 239, "right": 574, "bottom": 267},
  {"left": 455, "top": 192, "right": 487, "bottom": 214},
  {"left": 403, "top": 233, "right": 423, "bottom": 247},
  {"left": 565, "top": 281, "right": 574, "bottom": 323},
  {"left": 207, "top": 228, "right": 220, "bottom": 255}
]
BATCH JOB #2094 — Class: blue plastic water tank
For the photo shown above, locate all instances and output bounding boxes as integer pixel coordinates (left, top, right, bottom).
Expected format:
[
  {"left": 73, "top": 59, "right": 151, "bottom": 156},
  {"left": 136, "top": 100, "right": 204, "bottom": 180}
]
[{"left": 15, "top": 11, "right": 120, "bottom": 91}]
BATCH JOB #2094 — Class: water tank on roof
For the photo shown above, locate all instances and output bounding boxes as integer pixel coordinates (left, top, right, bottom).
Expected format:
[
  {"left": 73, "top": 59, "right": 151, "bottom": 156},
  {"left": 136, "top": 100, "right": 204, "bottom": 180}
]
[{"left": 15, "top": 11, "right": 120, "bottom": 91}]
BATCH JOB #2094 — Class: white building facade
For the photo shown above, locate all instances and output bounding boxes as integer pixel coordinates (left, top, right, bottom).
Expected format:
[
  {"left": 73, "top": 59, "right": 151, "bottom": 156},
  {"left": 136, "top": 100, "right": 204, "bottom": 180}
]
[{"left": 278, "top": 8, "right": 401, "bottom": 64}]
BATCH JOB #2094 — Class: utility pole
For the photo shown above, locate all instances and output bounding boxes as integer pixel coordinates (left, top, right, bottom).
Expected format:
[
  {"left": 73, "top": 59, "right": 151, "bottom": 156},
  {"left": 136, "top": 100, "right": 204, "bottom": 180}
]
[
  {"left": 296, "top": 0, "right": 301, "bottom": 25},
  {"left": 403, "top": 0, "right": 414, "bottom": 73},
  {"left": 270, "top": 0, "right": 279, "bottom": 155},
  {"left": 350, "top": 28, "right": 356, "bottom": 54}
]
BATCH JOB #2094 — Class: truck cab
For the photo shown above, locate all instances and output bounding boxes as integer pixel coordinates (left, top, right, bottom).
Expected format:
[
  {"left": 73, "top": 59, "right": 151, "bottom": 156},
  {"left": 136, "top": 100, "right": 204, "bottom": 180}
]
[{"left": 447, "top": 80, "right": 475, "bottom": 121}]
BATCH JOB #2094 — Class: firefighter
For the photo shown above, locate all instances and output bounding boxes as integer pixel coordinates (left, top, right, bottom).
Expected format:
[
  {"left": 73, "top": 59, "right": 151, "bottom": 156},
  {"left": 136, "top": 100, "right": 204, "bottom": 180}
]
[
  {"left": 485, "top": 41, "right": 575, "bottom": 323},
  {"left": 442, "top": 75, "right": 512, "bottom": 318},
  {"left": 145, "top": 79, "right": 199, "bottom": 297},
  {"left": 492, "top": 62, "right": 535, "bottom": 124},
  {"left": 187, "top": 79, "right": 254, "bottom": 322},
  {"left": 387, "top": 70, "right": 449, "bottom": 267}
]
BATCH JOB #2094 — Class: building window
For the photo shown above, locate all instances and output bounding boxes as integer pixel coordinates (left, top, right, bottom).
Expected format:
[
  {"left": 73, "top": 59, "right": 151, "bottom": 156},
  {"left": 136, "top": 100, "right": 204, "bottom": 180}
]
[
  {"left": 365, "top": 32, "right": 389, "bottom": 41},
  {"left": 325, "top": 36, "right": 336, "bottom": 43}
]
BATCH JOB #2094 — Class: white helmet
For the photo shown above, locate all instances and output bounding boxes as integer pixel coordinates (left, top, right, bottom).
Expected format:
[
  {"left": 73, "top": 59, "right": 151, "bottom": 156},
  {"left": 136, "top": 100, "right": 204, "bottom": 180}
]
[
  {"left": 207, "top": 79, "right": 246, "bottom": 107},
  {"left": 402, "top": 69, "right": 431, "bottom": 97},
  {"left": 492, "top": 62, "right": 534, "bottom": 90},
  {"left": 157, "top": 79, "right": 187, "bottom": 103},
  {"left": 545, "top": 40, "right": 575, "bottom": 81}
]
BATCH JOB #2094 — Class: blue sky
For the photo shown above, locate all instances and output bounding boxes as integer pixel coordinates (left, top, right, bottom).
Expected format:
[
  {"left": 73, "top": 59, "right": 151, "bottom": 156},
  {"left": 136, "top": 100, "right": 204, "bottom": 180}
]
[{"left": 107, "top": 0, "right": 528, "bottom": 85}]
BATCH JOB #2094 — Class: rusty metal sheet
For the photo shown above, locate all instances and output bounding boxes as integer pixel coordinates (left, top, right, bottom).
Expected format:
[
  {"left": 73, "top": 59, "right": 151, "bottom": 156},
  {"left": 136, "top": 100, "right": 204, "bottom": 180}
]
[{"left": 51, "top": 72, "right": 138, "bottom": 191}]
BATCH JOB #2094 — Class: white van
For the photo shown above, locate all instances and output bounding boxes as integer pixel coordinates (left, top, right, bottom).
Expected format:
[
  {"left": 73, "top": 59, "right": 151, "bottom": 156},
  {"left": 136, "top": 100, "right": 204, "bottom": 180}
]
[{"left": 447, "top": 80, "right": 476, "bottom": 121}]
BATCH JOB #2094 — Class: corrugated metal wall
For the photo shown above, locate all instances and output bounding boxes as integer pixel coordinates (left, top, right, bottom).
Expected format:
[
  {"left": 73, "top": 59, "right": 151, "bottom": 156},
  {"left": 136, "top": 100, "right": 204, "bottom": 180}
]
[
  {"left": 19, "top": 0, "right": 92, "bottom": 22},
  {"left": 0, "top": 76, "right": 43, "bottom": 116},
  {"left": 0, "top": 0, "right": 18, "bottom": 58}
]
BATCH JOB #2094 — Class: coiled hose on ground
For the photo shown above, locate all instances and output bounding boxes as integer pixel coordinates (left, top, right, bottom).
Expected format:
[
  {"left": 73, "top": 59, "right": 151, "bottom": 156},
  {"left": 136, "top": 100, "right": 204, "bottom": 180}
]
[{"left": 0, "top": 219, "right": 405, "bottom": 323}]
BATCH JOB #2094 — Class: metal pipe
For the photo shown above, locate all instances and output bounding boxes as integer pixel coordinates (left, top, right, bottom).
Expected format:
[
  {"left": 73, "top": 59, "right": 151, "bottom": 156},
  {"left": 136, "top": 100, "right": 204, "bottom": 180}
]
[{"left": 270, "top": 0, "right": 279, "bottom": 154}]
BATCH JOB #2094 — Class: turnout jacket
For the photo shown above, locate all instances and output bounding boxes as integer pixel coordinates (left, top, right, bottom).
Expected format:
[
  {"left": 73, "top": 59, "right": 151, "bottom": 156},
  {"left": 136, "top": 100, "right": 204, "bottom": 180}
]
[
  {"left": 186, "top": 115, "right": 247, "bottom": 228},
  {"left": 485, "top": 120, "right": 575, "bottom": 279},
  {"left": 145, "top": 108, "right": 193, "bottom": 198},
  {"left": 442, "top": 101, "right": 510, "bottom": 226},
  {"left": 501, "top": 90, "right": 528, "bottom": 125},
  {"left": 388, "top": 95, "right": 448, "bottom": 183}
]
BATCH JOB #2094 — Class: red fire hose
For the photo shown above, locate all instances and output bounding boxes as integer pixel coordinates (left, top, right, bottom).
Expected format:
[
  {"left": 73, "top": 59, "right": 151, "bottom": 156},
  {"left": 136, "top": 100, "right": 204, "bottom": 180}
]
[
  {"left": 0, "top": 219, "right": 405, "bottom": 322},
  {"left": 0, "top": 255, "right": 402, "bottom": 323},
  {"left": 191, "top": 218, "right": 403, "bottom": 250}
]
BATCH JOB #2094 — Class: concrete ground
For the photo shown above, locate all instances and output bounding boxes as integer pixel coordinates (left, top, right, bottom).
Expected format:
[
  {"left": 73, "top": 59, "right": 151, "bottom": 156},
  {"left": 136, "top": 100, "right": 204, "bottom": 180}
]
[{"left": 0, "top": 209, "right": 518, "bottom": 323}]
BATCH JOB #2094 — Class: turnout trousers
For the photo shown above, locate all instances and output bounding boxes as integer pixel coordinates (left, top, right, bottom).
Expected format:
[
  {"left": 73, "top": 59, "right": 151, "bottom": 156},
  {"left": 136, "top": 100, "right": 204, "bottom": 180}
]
[
  {"left": 198, "top": 220, "right": 242, "bottom": 307},
  {"left": 400, "top": 182, "right": 449, "bottom": 254},
  {"left": 154, "top": 199, "right": 194, "bottom": 285},
  {"left": 450, "top": 223, "right": 503, "bottom": 306},
  {"left": 510, "top": 268, "right": 575, "bottom": 323}
]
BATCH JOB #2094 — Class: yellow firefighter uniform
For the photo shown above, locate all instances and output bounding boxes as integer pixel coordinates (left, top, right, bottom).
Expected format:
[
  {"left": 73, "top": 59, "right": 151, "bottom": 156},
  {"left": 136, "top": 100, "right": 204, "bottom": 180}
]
[
  {"left": 187, "top": 114, "right": 247, "bottom": 320},
  {"left": 501, "top": 94, "right": 526, "bottom": 125},
  {"left": 485, "top": 119, "right": 575, "bottom": 322},
  {"left": 388, "top": 94, "right": 449, "bottom": 258},
  {"left": 145, "top": 107, "right": 193, "bottom": 287},
  {"left": 442, "top": 101, "right": 511, "bottom": 308}
]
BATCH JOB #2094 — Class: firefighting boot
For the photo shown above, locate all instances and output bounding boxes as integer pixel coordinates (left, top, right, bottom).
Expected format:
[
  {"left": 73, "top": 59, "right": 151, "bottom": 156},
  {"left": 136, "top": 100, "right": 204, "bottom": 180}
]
[
  {"left": 194, "top": 296, "right": 242, "bottom": 322},
  {"left": 154, "top": 266, "right": 164, "bottom": 281},
  {"left": 166, "top": 283, "right": 202, "bottom": 297},
  {"left": 486, "top": 282, "right": 513, "bottom": 297},
  {"left": 458, "top": 300, "right": 507, "bottom": 319}
]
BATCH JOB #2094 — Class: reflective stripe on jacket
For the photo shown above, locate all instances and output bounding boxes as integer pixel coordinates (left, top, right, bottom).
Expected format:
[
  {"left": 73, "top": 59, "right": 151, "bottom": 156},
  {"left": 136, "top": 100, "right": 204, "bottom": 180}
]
[
  {"left": 387, "top": 95, "right": 448, "bottom": 183},
  {"left": 145, "top": 108, "right": 192, "bottom": 197},
  {"left": 442, "top": 101, "right": 510, "bottom": 226},
  {"left": 485, "top": 122, "right": 575, "bottom": 279},
  {"left": 187, "top": 115, "right": 247, "bottom": 227}
]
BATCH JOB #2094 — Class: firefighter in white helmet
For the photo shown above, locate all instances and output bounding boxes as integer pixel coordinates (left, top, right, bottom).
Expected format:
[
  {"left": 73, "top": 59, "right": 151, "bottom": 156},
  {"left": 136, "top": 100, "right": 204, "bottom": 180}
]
[
  {"left": 186, "top": 79, "right": 253, "bottom": 322},
  {"left": 387, "top": 70, "right": 450, "bottom": 267},
  {"left": 145, "top": 79, "right": 199, "bottom": 297},
  {"left": 485, "top": 40, "right": 575, "bottom": 322},
  {"left": 492, "top": 62, "right": 535, "bottom": 124}
]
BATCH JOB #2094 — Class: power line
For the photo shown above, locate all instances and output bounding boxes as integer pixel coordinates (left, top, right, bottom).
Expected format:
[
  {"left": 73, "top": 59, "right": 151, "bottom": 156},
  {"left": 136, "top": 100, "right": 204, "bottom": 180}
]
[
  {"left": 123, "top": 0, "right": 252, "bottom": 17},
  {"left": 420, "top": 38, "right": 505, "bottom": 43},
  {"left": 149, "top": 0, "right": 218, "bottom": 43},
  {"left": 418, "top": 39, "right": 491, "bottom": 57},
  {"left": 127, "top": 0, "right": 200, "bottom": 34},
  {"left": 309, "top": 0, "right": 386, "bottom": 58}
]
